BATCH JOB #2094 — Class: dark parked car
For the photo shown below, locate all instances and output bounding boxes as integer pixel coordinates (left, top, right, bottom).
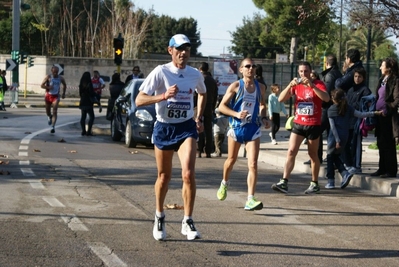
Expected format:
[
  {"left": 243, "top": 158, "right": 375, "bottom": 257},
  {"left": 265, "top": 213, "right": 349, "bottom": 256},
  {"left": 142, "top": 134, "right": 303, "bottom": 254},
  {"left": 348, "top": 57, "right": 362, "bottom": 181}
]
[{"left": 110, "top": 79, "right": 156, "bottom": 148}]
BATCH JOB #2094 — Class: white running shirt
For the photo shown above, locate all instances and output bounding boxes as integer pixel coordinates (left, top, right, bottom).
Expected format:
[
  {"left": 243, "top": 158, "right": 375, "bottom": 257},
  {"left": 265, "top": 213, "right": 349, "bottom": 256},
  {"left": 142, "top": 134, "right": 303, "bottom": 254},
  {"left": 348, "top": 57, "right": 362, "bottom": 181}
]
[{"left": 139, "top": 62, "right": 206, "bottom": 124}]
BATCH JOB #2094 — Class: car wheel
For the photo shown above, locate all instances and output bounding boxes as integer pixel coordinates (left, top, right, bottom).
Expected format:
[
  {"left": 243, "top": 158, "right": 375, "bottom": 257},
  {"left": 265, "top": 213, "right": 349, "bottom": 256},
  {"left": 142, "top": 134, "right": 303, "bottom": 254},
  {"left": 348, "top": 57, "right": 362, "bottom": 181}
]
[
  {"left": 125, "top": 120, "right": 137, "bottom": 148},
  {"left": 111, "top": 118, "right": 122, "bottom": 141}
]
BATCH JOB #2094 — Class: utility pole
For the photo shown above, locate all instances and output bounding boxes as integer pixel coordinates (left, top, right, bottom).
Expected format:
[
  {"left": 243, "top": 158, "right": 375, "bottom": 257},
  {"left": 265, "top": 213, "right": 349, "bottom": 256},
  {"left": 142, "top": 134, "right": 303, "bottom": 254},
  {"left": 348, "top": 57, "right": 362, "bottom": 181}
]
[
  {"left": 338, "top": 0, "right": 343, "bottom": 68},
  {"left": 11, "top": 0, "right": 21, "bottom": 106},
  {"left": 366, "top": 0, "right": 373, "bottom": 88}
]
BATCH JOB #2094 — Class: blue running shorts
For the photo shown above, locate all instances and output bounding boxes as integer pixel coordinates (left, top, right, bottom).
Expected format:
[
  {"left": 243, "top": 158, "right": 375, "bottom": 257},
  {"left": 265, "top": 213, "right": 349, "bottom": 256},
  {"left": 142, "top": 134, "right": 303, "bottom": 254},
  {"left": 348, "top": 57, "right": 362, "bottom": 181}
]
[
  {"left": 152, "top": 119, "right": 198, "bottom": 150},
  {"left": 227, "top": 123, "right": 261, "bottom": 144}
]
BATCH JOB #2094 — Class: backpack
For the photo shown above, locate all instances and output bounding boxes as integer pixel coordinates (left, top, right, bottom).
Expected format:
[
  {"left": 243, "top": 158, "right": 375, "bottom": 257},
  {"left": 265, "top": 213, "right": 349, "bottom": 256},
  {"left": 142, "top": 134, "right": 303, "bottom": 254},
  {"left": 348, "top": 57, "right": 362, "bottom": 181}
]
[{"left": 356, "top": 94, "right": 376, "bottom": 137}]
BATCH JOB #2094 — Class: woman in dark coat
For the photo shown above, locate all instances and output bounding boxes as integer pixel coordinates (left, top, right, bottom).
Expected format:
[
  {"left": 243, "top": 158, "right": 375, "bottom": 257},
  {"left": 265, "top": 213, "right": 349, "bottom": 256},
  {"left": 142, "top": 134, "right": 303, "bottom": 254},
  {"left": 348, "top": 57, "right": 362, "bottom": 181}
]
[
  {"left": 107, "top": 73, "right": 125, "bottom": 120},
  {"left": 371, "top": 58, "right": 399, "bottom": 178},
  {"left": 79, "top": 71, "right": 96, "bottom": 136}
]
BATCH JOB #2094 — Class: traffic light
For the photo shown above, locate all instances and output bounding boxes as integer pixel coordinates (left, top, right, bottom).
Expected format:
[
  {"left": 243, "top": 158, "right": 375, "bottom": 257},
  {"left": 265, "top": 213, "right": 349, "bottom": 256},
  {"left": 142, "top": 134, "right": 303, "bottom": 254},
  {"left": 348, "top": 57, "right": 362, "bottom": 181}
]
[
  {"left": 113, "top": 34, "right": 124, "bottom": 65},
  {"left": 28, "top": 56, "right": 35, "bottom": 67},
  {"left": 11, "top": 50, "right": 19, "bottom": 62},
  {"left": 20, "top": 53, "right": 28, "bottom": 64}
]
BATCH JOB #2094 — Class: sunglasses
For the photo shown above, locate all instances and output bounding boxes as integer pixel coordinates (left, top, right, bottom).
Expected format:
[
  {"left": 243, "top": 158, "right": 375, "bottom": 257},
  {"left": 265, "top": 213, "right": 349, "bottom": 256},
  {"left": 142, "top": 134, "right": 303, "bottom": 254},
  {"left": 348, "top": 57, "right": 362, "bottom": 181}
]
[
  {"left": 133, "top": 69, "right": 139, "bottom": 72},
  {"left": 175, "top": 45, "right": 191, "bottom": 51},
  {"left": 243, "top": 64, "right": 256, "bottom": 69}
]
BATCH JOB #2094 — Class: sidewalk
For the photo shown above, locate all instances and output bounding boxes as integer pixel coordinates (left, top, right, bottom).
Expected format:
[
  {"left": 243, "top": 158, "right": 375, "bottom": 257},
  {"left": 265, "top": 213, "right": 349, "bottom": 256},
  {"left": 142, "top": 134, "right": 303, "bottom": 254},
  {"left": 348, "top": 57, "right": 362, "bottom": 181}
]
[
  {"left": 4, "top": 94, "right": 107, "bottom": 108},
  {"left": 238, "top": 125, "right": 399, "bottom": 198}
]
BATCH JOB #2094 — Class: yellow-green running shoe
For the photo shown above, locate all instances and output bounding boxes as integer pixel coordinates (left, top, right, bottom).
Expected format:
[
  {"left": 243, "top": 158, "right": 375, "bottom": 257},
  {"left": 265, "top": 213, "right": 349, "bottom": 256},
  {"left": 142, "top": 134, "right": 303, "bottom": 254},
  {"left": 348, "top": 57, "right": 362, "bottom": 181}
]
[
  {"left": 217, "top": 182, "right": 228, "bottom": 201},
  {"left": 244, "top": 197, "right": 263, "bottom": 211}
]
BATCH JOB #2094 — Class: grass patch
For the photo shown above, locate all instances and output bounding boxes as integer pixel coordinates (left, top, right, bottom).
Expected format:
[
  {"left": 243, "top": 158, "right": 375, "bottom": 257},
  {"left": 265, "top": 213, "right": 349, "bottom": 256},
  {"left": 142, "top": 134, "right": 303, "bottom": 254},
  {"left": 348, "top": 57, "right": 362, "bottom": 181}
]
[
  {"left": 368, "top": 142, "right": 399, "bottom": 150},
  {"left": 368, "top": 142, "right": 378, "bottom": 150}
]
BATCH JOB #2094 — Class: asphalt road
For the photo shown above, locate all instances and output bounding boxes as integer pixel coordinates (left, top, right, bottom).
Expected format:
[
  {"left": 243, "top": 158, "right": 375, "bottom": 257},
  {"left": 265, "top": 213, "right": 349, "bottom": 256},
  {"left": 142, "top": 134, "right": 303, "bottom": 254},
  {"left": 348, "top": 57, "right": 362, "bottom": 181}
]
[{"left": 0, "top": 108, "right": 398, "bottom": 267}]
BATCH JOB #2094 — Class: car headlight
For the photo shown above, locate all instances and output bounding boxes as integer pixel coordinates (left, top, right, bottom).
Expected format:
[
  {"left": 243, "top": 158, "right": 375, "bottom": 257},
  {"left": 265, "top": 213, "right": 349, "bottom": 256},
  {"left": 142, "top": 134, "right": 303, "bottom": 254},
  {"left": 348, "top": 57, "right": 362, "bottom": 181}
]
[{"left": 135, "top": 109, "right": 153, "bottom": 121}]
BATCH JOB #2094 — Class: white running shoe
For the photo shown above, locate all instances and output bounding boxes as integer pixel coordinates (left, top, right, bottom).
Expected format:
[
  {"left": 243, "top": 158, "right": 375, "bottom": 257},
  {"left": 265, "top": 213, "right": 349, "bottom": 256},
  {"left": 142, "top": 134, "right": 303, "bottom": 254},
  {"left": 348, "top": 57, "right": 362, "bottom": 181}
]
[
  {"left": 181, "top": 219, "right": 201, "bottom": 240},
  {"left": 272, "top": 139, "right": 278, "bottom": 145},
  {"left": 153, "top": 216, "right": 166, "bottom": 241}
]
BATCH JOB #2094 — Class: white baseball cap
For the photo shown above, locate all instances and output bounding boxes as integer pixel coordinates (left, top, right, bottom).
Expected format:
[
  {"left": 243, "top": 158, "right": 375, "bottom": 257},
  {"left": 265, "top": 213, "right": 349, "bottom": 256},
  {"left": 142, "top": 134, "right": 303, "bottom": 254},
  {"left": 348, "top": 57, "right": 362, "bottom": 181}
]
[{"left": 169, "top": 34, "right": 191, "bottom": 48}]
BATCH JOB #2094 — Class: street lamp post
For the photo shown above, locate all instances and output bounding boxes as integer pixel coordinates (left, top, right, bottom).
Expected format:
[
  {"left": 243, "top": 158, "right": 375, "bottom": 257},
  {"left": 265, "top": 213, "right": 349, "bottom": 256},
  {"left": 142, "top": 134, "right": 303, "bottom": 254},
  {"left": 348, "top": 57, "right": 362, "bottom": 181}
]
[
  {"left": 339, "top": 0, "right": 343, "bottom": 67},
  {"left": 365, "top": 0, "right": 373, "bottom": 88}
]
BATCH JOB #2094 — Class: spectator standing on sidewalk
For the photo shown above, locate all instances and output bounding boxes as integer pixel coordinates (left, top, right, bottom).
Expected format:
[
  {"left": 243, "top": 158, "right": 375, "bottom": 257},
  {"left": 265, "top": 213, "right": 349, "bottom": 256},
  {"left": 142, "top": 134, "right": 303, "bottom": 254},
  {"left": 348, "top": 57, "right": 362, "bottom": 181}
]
[
  {"left": 325, "top": 88, "right": 381, "bottom": 189},
  {"left": 107, "top": 73, "right": 125, "bottom": 120},
  {"left": 216, "top": 58, "right": 270, "bottom": 211},
  {"left": 91, "top": 70, "right": 105, "bottom": 113},
  {"left": 78, "top": 72, "right": 96, "bottom": 136},
  {"left": 268, "top": 83, "right": 288, "bottom": 145},
  {"left": 0, "top": 70, "right": 7, "bottom": 111},
  {"left": 135, "top": 34, "right": 206, "bottom": 241},
  {"left": 40, "top": 65, "right": 67, "bottom": 134},
  {"left": 320, "top": 54, "right": 342, "bottom": 156},
  {"left": 255, "top": 65, "right": 267, "bottom": 89},
  {"left": 271, "top": 61, "right": 330, "bottom": 194},
  {"left": 211, "top": 108, "right": 228, "bottom": 157},
  {"left": 342, "top": 68, "right": 371, "bottom": 174},
  {"left": 370, "top": 57, "right": 399, "bottom": 178},
  {"left": 197, "top": 62, "right": 218, "bottom": 158},
  {"left": 335, "top": 49, "right": 363, "bottom": 92},
  {"left": 125, "top": 66, "right": 144, "bottom": 84}
]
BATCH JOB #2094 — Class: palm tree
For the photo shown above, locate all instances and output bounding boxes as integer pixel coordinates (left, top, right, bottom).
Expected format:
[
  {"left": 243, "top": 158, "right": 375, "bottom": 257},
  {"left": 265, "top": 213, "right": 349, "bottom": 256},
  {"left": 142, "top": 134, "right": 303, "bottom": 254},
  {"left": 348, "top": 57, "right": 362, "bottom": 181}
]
[{"left": 346, "top": 26, "right": 390, "bottom": 61}]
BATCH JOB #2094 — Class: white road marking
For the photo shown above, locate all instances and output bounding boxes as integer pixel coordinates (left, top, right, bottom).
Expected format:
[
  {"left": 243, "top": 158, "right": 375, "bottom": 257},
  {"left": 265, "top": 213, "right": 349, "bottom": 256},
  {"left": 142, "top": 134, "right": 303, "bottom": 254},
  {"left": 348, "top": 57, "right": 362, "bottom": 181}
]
[
  {"left": 42, "top": 196, "right": 65, "bottom": 207},
  {"left": 21, "top": 121, "right": 75, "bottom": 145},
  {"left": 19, "top": 145, "right": 29, "bottom": 150},
  {"left": 61, "top": 214, "right": 89, "bottom": 231},
  {"left": 18, "top": 151, "right": 28, "bottom": 157},
  {"left": 88, "top": 242, "right": 127, "bottom": 267},
  {"left": 29, "top": 180, "right": 45, "bottom": 189},
  {"left": 19, "top": 160, "right": 30, "bottom": 165},
  {"left": 21, "top": 168, "right": 35, "bottom": 176}
]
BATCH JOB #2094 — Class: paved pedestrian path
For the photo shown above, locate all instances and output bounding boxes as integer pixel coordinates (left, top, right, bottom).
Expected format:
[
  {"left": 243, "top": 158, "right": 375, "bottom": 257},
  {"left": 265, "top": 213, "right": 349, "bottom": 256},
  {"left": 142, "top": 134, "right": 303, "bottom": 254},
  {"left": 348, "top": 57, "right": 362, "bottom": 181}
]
[{"left": 238, "top": 125, "right": 399, "bottom": 198}]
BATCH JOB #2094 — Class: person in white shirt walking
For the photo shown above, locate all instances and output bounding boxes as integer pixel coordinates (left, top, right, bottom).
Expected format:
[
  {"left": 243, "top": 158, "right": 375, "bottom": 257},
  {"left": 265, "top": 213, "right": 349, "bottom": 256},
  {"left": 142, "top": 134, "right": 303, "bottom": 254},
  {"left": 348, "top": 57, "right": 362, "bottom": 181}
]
[{"left": 268, "top": 84, "right": 288, "bottom": 144}]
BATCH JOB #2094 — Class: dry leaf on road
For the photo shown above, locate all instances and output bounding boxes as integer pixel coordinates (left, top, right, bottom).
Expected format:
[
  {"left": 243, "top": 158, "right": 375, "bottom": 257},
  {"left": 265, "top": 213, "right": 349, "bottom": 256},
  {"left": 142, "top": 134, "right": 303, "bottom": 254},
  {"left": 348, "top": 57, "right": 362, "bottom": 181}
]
[
  {"left": 33, "top": 149, "right": 41, "bottom": 152},
  {"left": 40, "top": 178, "right": 55, "bottom": 182},
  {"left": 164, "top": 204, "right": 184, "bottom": 210}
]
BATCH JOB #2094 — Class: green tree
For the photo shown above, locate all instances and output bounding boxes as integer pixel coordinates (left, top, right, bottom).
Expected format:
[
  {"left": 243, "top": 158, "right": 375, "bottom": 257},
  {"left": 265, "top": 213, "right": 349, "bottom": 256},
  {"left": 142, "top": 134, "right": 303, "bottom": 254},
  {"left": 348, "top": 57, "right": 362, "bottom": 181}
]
[
  {"left": 346, "top": 26, "right": 396, "bottom": 62},
  {"left": 252, "top": 0, "right": 334, "bottom": 63},
  {"left": 144, "top": 15, "right": 201, "bottom": 56},
  {"left": 0, "top": 18, "right": 12, "bottom": 54},
  {"left": 230, "top": 13, "right": 283, "bottom": 58},
  {"left": 20, "top": 13, "right": 42, "bottom": 55}
]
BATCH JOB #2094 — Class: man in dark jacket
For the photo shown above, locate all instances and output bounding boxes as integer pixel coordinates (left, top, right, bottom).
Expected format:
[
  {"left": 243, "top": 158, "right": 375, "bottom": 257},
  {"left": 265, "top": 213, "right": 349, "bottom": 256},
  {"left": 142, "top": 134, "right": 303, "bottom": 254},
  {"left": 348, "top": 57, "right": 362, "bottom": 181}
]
[
  {"left": 320, "top": 54, "right": 343, "bottom": 160},
  {"left": 335, "top": 49, "right": 363, "bottom": 92},
  {"left": 197, "top": 62, "right": 218, "bottom": 158},
  {"left": 125, "top": 66, "right": 144, "bottom": 84}
]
